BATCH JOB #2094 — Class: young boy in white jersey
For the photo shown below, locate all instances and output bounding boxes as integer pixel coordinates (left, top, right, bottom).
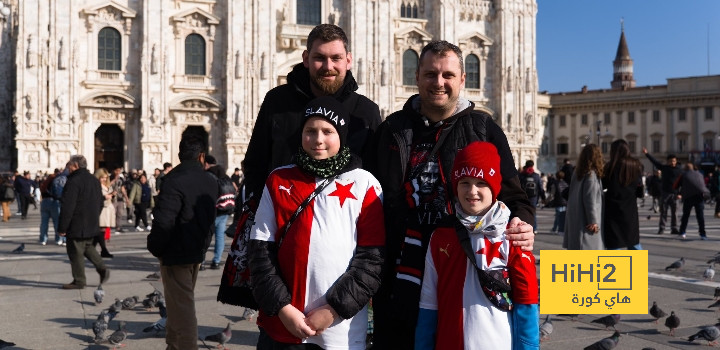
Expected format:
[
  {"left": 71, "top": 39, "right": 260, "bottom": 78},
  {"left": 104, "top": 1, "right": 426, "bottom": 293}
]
[
  {"left": 249, "top": 96, "right": 385, "bottom": 350},
  {"left": 414, "top": 141, "right": 539, "bottom": 350}
]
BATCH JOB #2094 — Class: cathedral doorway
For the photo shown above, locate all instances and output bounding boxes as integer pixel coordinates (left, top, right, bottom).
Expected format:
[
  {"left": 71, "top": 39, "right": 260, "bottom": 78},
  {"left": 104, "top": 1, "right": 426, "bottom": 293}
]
[
  {"left": 94, "top": 124, "right": 124, "bottom": 170},
  {"left": 181, "top": 126, "right": 209, "bottom": 153}
]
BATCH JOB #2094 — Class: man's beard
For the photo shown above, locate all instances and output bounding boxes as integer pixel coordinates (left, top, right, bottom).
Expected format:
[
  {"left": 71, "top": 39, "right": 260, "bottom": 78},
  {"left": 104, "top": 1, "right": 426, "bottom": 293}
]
[{"left": 310, "top": 70, "right": 344, "bottom": 96}]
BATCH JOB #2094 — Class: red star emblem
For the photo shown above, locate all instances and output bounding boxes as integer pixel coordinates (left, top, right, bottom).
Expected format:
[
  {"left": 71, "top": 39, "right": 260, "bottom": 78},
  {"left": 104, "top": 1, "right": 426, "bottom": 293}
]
[
  {"left": 328, "top": 181, "right": 357, "bottom": 207},
  {"left": 477, "top": 237, "right": 503, "bottom": 266}
]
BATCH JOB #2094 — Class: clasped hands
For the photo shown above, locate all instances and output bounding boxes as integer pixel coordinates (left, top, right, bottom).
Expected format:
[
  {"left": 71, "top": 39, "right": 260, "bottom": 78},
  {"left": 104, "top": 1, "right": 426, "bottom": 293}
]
[{"left": 278, "top": 303, "right": 338, "bottom": 340}]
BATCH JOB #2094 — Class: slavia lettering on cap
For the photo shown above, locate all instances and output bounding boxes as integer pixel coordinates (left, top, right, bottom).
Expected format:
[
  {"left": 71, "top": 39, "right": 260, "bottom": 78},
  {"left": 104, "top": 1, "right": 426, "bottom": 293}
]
[
  {"left": 305, "top": 107, "right": 345, "bottom": 126},
  {"left": 454, "top": 166, "right": 496, "bottom": 180}
]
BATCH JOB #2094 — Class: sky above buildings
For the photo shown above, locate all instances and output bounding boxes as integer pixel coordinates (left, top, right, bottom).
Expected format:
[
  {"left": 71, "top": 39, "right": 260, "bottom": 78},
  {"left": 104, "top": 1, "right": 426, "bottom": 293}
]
[{"left": 536, "top": 0, "right": 720, "bottom": 93}]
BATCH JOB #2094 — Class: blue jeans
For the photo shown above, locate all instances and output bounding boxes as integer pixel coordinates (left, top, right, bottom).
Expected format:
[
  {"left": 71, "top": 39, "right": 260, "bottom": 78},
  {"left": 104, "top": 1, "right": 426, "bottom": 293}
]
[
  {"left": 212, "top": 214, "right": 229, "bottom": 264},
  {"left": 39, "top": 198, "right": 61, "bottom": 243}
]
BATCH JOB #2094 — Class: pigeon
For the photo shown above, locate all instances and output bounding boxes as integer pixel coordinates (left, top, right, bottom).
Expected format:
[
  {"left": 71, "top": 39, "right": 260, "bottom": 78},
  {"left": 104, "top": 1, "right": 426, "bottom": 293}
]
[
  {"left": 94, "top": 285, "right": 105, "bottom": 304},
  {"left": 142, "top": 317, "right": 166, "bottom": 334},
  {"left": 708, "top": 256, "right": 720, "bottom": 265},
  {"left": 121, "top": 295, "right": 139, "bottom": 309},
  {"left": 109, "top": 298, "right": 123, "bottom": 313},
  {"left": 665, "top": 257, "right": 684, "bottom": 271},
  {"left": 157, "top": 298, "right": 167, "bottom": 318},
  {"left": 11, "top": 243, "right": 24, "bottom": 253},
  {"left": 204, "top": 322, "right": 232, "bottom": 350},
  {"left": 688, "top": 321, "right": 720, "bottom": 345},
  {"left": 539, "top": 314, "right": 553, "bottom": 341},
  {"left": 242, "top": 307, "right": 258, "bottom": 322},
  {"left": 708, "top": 299, "right": 720, "bottom": 310},
  {"left": 591, "top": 314, "right": 620, "bottom": 330},
  {"left": 583, "top": 331, "right": 621, "bottom": 350},
  {"left": 665, "top": 311, "right": 680, "bottom": 336},
  {"left": 649, "top": 301, "right": 667, "bottom": 323},
  {"left": 0, "top": 339, "right": 16, "bottom": 349},
  {"left": 92, "top": 311, "right": 110, "bottom": 343},
  {"left": 715, "top": 287, "right": 720, "bottom": 300},
  {"left": 108, "top": 321, "right": 128, "bottom": 349},
  {"left": 705, "top": 264, "right": 716, "bottom": 281},
  {"left": 142, "top": 289, "right": 163, "bottom": 308}
]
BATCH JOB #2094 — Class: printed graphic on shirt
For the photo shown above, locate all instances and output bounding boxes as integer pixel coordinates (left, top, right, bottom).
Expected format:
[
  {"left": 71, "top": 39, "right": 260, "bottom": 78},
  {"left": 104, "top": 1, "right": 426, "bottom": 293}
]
[{"left": 405, "top": 143, "right": 448, "bottom": 227}]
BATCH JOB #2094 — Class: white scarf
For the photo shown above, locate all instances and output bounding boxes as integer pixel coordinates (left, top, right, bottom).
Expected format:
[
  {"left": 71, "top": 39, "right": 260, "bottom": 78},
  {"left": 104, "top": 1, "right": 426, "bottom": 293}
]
[{"left": 454, "top": 201, "right": 510, "bottom": 238}]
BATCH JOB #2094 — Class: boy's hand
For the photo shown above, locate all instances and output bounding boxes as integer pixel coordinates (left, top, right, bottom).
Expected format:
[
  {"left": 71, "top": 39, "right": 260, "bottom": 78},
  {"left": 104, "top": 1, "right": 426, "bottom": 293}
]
[
  {"left": 278, "top": 304, "right": 316, "bottom": 339},
  {"left": 305, "top": 304, "right": 338, "bottom": 335},
  {"left": 506, "top": 217, "right": 534, "bottom": 251}
]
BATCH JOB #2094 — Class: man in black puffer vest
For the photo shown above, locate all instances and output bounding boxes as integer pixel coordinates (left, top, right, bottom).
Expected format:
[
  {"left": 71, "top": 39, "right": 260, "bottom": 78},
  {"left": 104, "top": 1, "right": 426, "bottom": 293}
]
[{"left": 365, "top": 40, "right": 536, "bottom": 350}]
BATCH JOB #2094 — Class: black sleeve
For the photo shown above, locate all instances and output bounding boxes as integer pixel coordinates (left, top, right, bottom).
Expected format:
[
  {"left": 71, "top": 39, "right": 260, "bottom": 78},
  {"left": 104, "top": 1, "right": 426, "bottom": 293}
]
[
  {"left": 486, "top": 121, "right": 535, "bottom": 224},
  {"left": 645, "top": 153, "right": 663, "bottom": 169},
  {"left": 147, "top": 179, "right": 182, "bottom": 258},
  {"left": 325, "top": 246, "right": 385, "bottom": 320},
  {"left": 248, "top": 239, "right": 292, "bottom": 316},
  {"left": 243, "top": 99, "right": 274, "bottom": 202},
  {"left": 58, "top": 180, "right": 79, "bottom": 233}
]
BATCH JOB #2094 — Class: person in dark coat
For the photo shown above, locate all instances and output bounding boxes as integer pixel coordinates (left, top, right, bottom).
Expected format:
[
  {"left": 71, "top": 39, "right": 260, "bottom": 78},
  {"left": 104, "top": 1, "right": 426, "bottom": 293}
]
[
  {"left": 643, "top": 147, "right": 683, "bottom": 234},
  {"left": 242, "top": 24, "right": 382, "bottom": 203},
  {"left": 147, "top": 134, "right": 218, "bottom": 350},
  {"left": 603, "top": 140, "right": 644, "bottom": 250},
  {"left": 13, "top": 171, "right": 34, "bottom": 219},
  {"left": 673, "top": 163, "right": 710, "bottom": 240},
  {"left": 58, "top": 155, "right": 108, "bottom": 289}
]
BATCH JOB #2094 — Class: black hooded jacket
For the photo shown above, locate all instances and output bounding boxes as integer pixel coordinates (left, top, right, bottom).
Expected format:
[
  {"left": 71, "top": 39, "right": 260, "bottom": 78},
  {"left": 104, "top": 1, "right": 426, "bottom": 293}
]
[{"left": 243, "top": 64, "right": 381, "bottom": 201}]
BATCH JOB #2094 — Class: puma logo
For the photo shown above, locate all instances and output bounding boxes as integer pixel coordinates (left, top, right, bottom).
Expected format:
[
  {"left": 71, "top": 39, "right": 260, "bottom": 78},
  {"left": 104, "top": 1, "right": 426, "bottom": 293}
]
[
  {"left": 439, "top": 244, "right": 450, "bottom": 257},
  {"left": 521, "top": 253, "right": 531, "bottom": 262},
  {"left": 278, "top": 185, "right": 293, "bottom": 195}
]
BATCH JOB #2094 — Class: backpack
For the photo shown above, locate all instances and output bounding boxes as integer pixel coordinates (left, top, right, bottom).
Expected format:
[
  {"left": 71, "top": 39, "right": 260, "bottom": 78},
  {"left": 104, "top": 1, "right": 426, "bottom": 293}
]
[
  {"left": 521, "top": 174, "right": 538, "bottom": 198},
  {"left": 216, "top": 176, "right": 236, "bottom": 213},
  {"left": 51, "top": 174, "right": 67, "bottom": 200}
]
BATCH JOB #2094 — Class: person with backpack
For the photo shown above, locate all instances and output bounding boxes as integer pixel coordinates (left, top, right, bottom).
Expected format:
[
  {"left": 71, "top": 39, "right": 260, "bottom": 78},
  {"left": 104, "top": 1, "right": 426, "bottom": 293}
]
[
  {"left": 519, "top": 160, "right": 544, "bottom": 234},
  {"left": 547, "top": 171, "right": 568, "bottom": 235},
  {"left": 203, "top": 157, "right": 236, "bottom": 270}
]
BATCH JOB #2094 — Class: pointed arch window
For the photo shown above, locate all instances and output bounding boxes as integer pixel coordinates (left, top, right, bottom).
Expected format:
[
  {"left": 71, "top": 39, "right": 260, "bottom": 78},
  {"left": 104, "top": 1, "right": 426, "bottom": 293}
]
[
  {"left": 98, "top": 27, "right": 121, "bottom": 71},
  {"left": 185, "top": 34, "right": 206, "bottom": 76},
  {"left": 465, "top": 54, "right": 480, "bottom": 89},
  {"left": 400, "top": 2, "right": 419, "bottom": 18},
  {"left": 297, "top": 0, "right": 321, "bottom": 25},
  {"left": 402, "top": 49, "right": 418, "bottom": 86}
]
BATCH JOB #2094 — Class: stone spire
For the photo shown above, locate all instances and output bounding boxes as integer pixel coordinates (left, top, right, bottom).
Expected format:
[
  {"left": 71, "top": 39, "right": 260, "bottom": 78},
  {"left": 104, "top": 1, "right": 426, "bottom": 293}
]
[{"left": 611, "top": 19, "right": 636, "bottom": 89}]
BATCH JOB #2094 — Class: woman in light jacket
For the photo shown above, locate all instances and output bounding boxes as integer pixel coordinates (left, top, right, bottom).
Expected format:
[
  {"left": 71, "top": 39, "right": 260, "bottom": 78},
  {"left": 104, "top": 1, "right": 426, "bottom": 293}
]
[
  {"left": 563, "top": 144, "right": 605, "bottom": 250},
  {"left": 94, "top": 168, "right": 115, "bottom": 258}
]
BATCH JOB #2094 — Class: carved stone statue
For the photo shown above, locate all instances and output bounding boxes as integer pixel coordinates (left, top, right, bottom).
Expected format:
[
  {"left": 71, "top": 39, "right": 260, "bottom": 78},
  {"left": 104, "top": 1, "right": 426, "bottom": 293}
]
[
  {"left": 58, "top": 37, "right": 66, "bottom": 70},
  {"left": 26, "top": 35, "right": 35, "bottom": 68},
  {"left": 260, "top": 52, "right": 267, "bottom": 80},
  {"left": 381, "top": 59, "right": 387, "bottom": 86},
  {"left": 525, "top": 113, "right": 532, "bottom": 133},
  {"left": 357, "top": 58, "right": 364, "bottom": 85},
  {"left": 234, "top": 50, "right": 241, "bottom": 79},
  {"left": 56, "top": 93, "right": 65, "bottom": 121},
  {"left": 151, "top": 44, "right": 158, "bottom": 74},
  {"left": 506, "top": 66, "right": 512, "bottom": 92},
  {"left": 149, "top": 97, "right": 157, "bottom": 123}
]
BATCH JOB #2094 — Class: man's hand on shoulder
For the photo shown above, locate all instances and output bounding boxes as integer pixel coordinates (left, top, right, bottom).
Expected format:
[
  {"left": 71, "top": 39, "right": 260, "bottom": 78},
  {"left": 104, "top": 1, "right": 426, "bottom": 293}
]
[{"left": 506, "top": 217, "right": 534, "bottom": 252}]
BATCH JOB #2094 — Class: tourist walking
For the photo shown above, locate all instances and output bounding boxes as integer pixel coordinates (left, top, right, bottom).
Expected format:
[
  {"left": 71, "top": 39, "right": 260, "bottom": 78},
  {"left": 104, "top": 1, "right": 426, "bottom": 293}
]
[
  {"left": 674, "top": 163, "right": 711, "bottom": 240},
  {"left": 643, "top": 147, "right": 683, "bottom": 235},
  {"left": 603, "top": 139, "right": 643, "bottom": 250},
  {"left": 564, "top": 144, "right": 605, "bottom": 250},
  {"left": 94, "top": 168, "right": 115, "bottom": 258}
]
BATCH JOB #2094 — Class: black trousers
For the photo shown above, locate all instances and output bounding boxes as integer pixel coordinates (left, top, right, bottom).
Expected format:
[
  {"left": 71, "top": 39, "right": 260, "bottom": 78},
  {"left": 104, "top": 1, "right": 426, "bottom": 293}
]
[{"left": 134, "top": 201, "right": 149, "bottom": 227}]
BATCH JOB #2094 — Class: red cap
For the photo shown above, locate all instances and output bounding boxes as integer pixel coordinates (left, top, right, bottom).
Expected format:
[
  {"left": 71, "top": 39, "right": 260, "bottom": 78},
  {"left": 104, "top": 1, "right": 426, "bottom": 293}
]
[{"left": 451, "top": 141, "right": 502, "bottom": 202}]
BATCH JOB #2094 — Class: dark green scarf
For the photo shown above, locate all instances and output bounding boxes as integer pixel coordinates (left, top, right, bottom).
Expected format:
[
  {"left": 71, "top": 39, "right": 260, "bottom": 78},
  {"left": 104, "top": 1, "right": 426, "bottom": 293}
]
[{"left": 295, "top": 146, "right": 351, "bottom": 178}]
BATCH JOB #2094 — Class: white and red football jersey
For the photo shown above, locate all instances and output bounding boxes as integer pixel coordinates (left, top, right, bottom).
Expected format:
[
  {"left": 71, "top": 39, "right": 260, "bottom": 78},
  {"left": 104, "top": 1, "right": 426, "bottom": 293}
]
[{"left": 252, "top": 165, "right": 385, "bottom": 349}]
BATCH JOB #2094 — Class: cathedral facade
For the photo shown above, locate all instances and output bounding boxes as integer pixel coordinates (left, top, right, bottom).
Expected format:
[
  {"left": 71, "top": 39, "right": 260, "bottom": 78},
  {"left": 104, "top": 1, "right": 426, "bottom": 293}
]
[{"left": 0, "top": 0, "right": 540, "bottom": 173}]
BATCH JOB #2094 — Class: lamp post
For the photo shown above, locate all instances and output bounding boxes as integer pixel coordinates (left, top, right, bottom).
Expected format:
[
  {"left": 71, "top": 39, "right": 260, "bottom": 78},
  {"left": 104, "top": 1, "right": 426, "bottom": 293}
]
[
  {"left": 0, "top": 2, "right": 10, "bottom": 21},
  {"left": 596, "top": 120, "right": 602, "bottom": 145}
]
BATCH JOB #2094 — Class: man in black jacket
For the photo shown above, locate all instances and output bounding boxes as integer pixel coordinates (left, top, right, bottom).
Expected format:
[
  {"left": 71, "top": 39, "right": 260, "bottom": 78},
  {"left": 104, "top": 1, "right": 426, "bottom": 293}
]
[
  {"left": 58, "top": 155, "right": 107, "bottom": 289},
  {"left": 147, "top": 135, "right": 217, "bottom": 350},
  {"left": 642, "top": 147, "right": 683, "bottom": 234},
  {"left": 366, "top": 40, "right": 536, "bottom": 350},
  {"left": 242, "top": 24, "right": 381, "bottom": 202}
]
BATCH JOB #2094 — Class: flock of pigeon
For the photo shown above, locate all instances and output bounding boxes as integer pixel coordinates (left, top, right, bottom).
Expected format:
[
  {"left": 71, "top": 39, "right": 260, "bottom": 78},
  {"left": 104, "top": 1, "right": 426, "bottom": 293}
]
[
  {"left": 90, "top": 285, "right": 232, "bottom": 349},
  {"left": 537, "top": 254, "right": 720, "bottom": 349}
]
